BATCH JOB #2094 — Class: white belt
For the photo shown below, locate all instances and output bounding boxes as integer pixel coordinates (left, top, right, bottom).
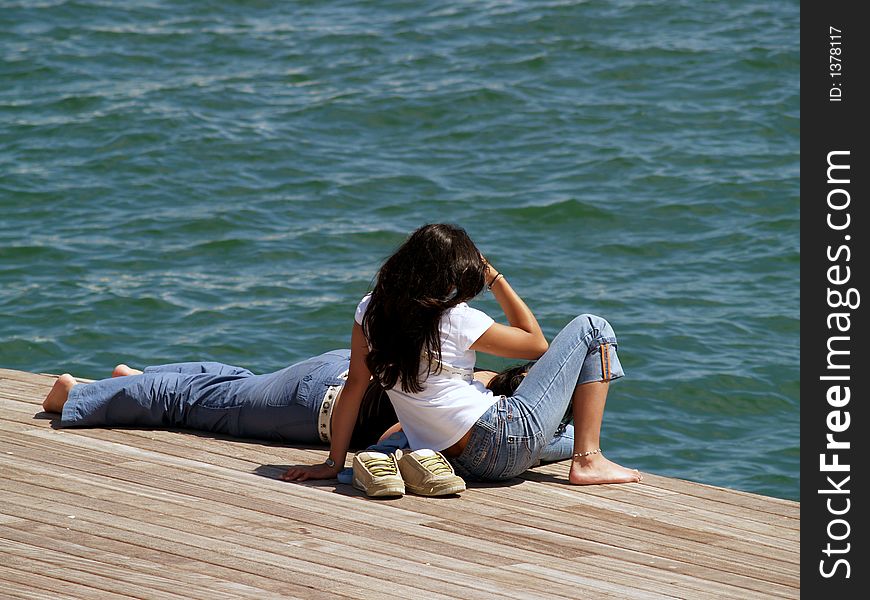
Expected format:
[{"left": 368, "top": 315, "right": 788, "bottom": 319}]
[
  {"left": 318, "top": 369, "right": 349, "bottom": 443},
  {"left": 432, "top": 360, "right": 474, "bottom": 383},
  {"left": 422, "top": 350, "right": 475, "bottom": 383}
]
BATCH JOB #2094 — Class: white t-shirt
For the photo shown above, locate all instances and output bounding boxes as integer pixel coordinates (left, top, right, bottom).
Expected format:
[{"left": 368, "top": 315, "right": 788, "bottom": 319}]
[{"left": 355, "top": 293, "right": 498, "bottom": 451}]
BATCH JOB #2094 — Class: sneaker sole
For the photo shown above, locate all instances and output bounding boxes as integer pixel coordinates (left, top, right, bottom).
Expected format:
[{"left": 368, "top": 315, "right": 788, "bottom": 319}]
[
  {"left": 352, "top": 477, "right": 405, "bottom": 497},
  {"left": 404, "top": 479, "right": 466, "bottom": 497}
]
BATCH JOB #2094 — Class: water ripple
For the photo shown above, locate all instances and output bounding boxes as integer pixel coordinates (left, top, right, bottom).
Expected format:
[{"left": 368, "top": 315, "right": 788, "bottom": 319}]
[{"left": 1, "top": 0, "right": 799, "bottom": 500}]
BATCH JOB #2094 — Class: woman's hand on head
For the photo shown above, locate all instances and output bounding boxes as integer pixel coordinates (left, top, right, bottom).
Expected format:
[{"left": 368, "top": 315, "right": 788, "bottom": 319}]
[
  {"left": 481, "top": 256, "right": 499, "bottom": 285},
  {"left": 280, "top": 463, "right": 340, "bottom": 482}
]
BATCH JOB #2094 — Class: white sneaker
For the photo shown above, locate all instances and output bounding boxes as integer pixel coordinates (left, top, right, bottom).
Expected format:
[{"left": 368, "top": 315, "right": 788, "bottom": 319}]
[
  {"left": 397, "top": 449, "right": 466, "bottom": 496},
  {"left": 352, "top": 451, "right": 405, "bottom": 497}
]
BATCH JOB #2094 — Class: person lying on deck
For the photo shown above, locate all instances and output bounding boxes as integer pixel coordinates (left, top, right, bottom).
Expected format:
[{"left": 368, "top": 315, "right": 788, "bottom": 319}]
[
  {"left": 40, "top": 351, "right": 575, "bottom": 458},
  {"left": 281, "top": 223, "right": 642, "bottom": 486},
  {"left": 41, "top": 350, "right": 397, "bottom": 449}
]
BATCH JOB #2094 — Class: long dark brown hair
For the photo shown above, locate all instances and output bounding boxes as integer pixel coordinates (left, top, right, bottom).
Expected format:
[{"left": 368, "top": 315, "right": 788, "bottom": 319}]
[
  {"left": 350, "top": 381, "right": 398, "bottom": 448},
  {"left": 362, "top": 224, "right": 486, "bottom": 393}
]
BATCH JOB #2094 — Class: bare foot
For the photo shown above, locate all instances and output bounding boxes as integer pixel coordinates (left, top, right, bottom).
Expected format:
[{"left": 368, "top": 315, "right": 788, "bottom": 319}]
[
  {"left": 42, "top": 374, "right": 77, "bottom": 413},
  {"left": 569, "top": 453, "right": 642, "bottom": 485},
  {"left": 112, "top": 364, "right": 143, "bottom": 377}
]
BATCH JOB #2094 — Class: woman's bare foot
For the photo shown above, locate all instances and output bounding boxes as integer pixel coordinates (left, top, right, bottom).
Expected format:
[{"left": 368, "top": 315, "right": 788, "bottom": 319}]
[
  {"left": 42, "top": 374, "right": 77, "bottom": 413},
  {"left": 112, "top": 364, "right": 143, "bottom": 377},
  {"left": 569, "top": 453, "right": 642, "bottom": 485}
]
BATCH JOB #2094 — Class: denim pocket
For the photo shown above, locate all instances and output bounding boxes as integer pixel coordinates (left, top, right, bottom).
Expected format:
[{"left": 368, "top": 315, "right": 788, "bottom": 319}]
[
  {"left": 267, "top": 372, "right": 312, "bottom": 407},
  {"left": 466, "top": 430, "right": 493, "bottom": 473}
]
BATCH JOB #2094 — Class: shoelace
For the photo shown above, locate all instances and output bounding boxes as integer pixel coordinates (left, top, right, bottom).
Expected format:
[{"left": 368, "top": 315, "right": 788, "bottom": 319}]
[
  {"left": 362, "top": 456, "right": 398, "bottom": 477},
  {"left": 418, "top": 454, "right": 453, "bottom": 476}
]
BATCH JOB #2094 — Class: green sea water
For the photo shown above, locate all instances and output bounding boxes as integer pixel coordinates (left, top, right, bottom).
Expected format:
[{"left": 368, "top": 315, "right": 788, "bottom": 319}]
[{"left": 0, "top": 0, "right": 800, "bottom": 500}]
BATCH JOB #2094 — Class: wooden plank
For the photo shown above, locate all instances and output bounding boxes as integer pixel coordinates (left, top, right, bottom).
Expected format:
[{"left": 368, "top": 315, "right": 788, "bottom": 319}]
[
  {"left": 1, "top": 481, "right": 465, "bottom": 600},
  {"left": 512, "top": 562, "right": 681, "bottom": 600},
  {"left": 0, "top": 515, "right": 26, "bottom": 525},
  {"left": 0, "top": 501, "right": 416, "bottom": 600},
  {"left": 0, "top": 460, "right": 600, "bottom": 596},
  {"left": 3, "top": 400, "right": 798, "bottom": 555},
  {"left": 527, "top": 463, "right": 800, "bottom": 523},
  {"left": 0, "top": 369, "right": 800, "bottom": 599},
  {"left": 2, "top": 519, "right": 581, "bottom": 600},
  {"left": 445, "top": 475, "right": 798, "bottom": 552},
  {"left": 3, "top": 434, "right": 800, "bottom": 596},
  {"left": 0, "top": 369, "right": 56, "bottom": 387},
  {"left": 6, "top": 466, "right": 796, "bottom": 600},
  {"left": 9, "top": 417, "right": 798, "bottom": 568},
  {"left": 0, "top": 432, "right": 435, "bottom": 529},
  {"left": 602, "top": 471, "right": 798, "bottom": 519},
  {"left": 0, "top": 546, "right": 185, "bottom": 600},
  {"left": 0, "top": 564, "right": 108, "bottom": 600},
  {"left": 0, "top": 520, "right": 333, "bottom": 600},
  {"left": 0, "top": 526, "right": 275, "bottom": 600},
  {"left": 0, "top": 395, "right": 48, "bottom": 411},
  {"left": 0, "top": 454, "right": 720, "bottom": 600},
  {"left": 0, "top": 456, "right": 568, "bottom": 599},
  {"left": 424, "top": 517, "right": 797, "bottom": 597},
  {"left": 465, "top": 484, "right": 799, "bottom": 561},
  {"left": 67, "top": 423, "right": 799, "bottom": 546},
  {"left": 583, "top": 555, "right": 788, "bottom": 600},
  {"left": 502, "top": 509, "right": 797, "bottom": 584},
  {"left": 380, "top": 477, "right": 797, "bottom": 571}
]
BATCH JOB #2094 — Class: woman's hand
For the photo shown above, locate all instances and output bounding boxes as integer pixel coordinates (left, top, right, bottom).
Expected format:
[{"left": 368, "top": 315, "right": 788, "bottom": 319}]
[
  {"left": 481, "top": 255, "right": 499, "bottom": 286},
  {"left": 471, "top": 256, "right": 548, "bottom": 360},
  {"left": 473, "top": 369, "right": 498, "bottom": 386},
  {"left": 280, "top": 462, "right": 340, "bottom": 482}
]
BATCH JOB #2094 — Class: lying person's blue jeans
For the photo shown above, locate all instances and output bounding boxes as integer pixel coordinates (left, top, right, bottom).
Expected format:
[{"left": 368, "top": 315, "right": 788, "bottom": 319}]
[
  {"left": 450, "top": 314, "right": 624, "bottom": 481},
  {"left": 60, "top": 350, "right": 352, "bottom": 443}
]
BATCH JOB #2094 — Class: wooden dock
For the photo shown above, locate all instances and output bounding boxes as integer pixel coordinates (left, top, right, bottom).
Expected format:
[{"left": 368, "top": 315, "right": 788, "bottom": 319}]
[{"left": 0, "top": 368, "right": 799, "bottom": 599}]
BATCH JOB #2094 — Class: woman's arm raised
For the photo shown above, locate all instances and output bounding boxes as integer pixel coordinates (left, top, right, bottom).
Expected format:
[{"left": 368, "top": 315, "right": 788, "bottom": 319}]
[
  {"left": 281, "top": 322, "right": 371, "bottom": 481},
  {"left": 470, "top": 262, "right": 548, "bottom": 360}
]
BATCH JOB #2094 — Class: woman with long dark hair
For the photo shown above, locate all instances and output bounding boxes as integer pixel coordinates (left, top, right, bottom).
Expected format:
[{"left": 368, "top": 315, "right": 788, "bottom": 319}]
[{"left": 282, "top": 223, "right": 641, "bottom": 485}]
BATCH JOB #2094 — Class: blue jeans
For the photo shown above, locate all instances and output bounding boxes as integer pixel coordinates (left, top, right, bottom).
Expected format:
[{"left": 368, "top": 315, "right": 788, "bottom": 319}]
[
  {"left": 60, "top": 350, "right": 351, "bottom": 442},
  {"left": 537, "top": 422, "right": 576, "bottom": 463},
  {"left": 451, "top": 314, "right": 624, "bottom": 481}
]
